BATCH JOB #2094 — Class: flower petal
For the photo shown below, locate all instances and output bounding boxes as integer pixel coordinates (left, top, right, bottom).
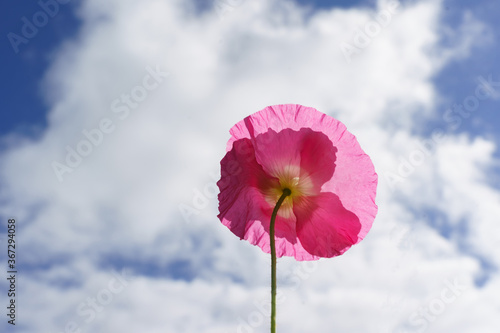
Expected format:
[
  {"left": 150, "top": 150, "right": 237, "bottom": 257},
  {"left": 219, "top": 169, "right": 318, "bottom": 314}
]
[
  {"left": 293, "top": 192, "right": 361, "bottom": 258},
  {"left": 250, "top": 128, "right": 337, "bottom": 196},
  {"left": 217, "top": 138, "right": 273, "bottom": 237},
  {"left": 219, "top": 104, "right": 378, "bottom": 259},
  {"left": 218, "top": 138, "right": 318, "bottom": 260},
  {"left": 296, "top": 129, "right": 337, "bottom": 194}
]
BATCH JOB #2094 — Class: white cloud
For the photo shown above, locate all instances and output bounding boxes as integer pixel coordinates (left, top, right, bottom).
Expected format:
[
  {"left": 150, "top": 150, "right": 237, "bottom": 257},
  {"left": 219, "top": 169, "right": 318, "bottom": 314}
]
[{"left": 1, "top": 0, "right": 499, "bottom": 332}]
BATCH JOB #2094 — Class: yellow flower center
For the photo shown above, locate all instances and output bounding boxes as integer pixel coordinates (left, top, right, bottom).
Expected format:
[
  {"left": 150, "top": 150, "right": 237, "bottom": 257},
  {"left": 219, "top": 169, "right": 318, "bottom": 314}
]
[{"left": 264, "top": 165, "right": 314, "bottom": 218}]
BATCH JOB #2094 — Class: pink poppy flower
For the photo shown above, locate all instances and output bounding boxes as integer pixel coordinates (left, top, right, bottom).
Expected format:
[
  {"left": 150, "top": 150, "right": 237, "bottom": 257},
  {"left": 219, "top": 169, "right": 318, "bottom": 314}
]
[{"left": 217, "top": 104, "right": 377, "bottom": 261}]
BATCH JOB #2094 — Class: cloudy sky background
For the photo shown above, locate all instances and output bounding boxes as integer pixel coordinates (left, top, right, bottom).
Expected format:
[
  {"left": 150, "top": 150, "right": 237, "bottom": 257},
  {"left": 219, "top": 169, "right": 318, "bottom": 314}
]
[{"left": 1, "top": 0, "right": 499, "bottom": 332}]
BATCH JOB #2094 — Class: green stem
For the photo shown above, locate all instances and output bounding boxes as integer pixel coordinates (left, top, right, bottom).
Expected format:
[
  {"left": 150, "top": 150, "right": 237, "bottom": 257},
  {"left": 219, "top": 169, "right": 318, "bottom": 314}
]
[{"left": 270, "top": 188, "right": 291, "bottom": 333}]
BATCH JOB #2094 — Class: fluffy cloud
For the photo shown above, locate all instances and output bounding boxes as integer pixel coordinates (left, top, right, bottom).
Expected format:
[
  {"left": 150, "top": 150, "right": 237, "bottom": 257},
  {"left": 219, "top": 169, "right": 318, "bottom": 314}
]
[{"left": 1, "top": 0, "right": 499, "bottom": 332}]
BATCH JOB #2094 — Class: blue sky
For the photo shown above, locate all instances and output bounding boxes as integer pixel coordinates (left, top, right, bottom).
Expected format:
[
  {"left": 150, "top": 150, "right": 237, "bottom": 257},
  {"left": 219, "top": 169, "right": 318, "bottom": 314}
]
[
  {"left": 2, "top": 0, "right": 499, "bottom": 144},
  {"left": 1, "top": 1, "right": 81, "bottom": 138},
  {"left": 1, "top": 0, "right": 500, "bottom": 332}
]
